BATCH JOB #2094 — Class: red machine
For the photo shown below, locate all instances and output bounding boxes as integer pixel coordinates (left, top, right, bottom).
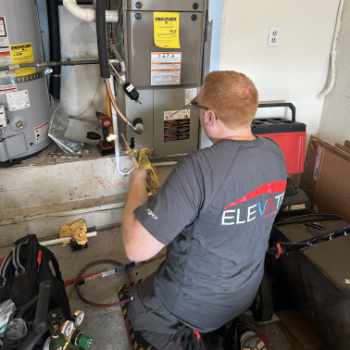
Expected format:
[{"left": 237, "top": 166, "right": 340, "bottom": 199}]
[{"left": 252, "top": 103, "right": 306, "bottom": 175}]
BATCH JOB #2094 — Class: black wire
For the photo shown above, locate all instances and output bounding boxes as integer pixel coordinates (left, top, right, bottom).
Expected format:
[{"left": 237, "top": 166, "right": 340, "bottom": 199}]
[
  {"left": 276, "top": 213, "right": 342, "bottom": 226},
  {"left": 74, "top": 259, "right": 128, "bottom": 308},
  {"left": 269, "top": 225, "right": 350, "bottom": 256}
]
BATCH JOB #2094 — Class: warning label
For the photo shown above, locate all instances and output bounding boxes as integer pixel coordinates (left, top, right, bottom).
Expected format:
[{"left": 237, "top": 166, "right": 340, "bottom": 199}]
[
  {"left": 0, "top": 73, "right": 16, "bottom": 95},
  {"left": 153, "top": 12, "right": 181, "bottom": 49},
  {"left": 10, "top": 42, "right": 36, "bottom": 77},
  {"left": 151, "top": 52, "right": 182, "bottom": 86},
  {"left": 6, "top": 89, "right": 31, "bottom": 112},
  {"left": 164, "top": 109, "right": 190, "bottom": 143},
  {"left": 0, "top": 48, "right": 11, "bottom": 66},
  {"left": 0, "top": 17, "right": 11, "bottom": 68}
]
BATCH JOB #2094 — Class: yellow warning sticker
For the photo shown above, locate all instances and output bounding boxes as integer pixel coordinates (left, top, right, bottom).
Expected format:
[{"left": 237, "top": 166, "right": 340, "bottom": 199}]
[
  {"left": 154, "top": 12, "right": 180, "bottom": 49},
  {"left": 10, "top": 42, "right": 36, "bottom": 77}
]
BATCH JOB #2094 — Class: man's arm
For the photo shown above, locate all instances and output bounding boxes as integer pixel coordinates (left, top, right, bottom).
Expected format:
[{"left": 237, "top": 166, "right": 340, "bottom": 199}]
[{"left": 122, "top": 169, "right": 165, "bottom": 262}]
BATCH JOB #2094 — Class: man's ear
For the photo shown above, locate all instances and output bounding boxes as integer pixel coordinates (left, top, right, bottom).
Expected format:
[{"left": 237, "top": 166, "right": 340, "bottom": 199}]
[{"left": 203, "top": 110, "right": 217, "bottom": 128}]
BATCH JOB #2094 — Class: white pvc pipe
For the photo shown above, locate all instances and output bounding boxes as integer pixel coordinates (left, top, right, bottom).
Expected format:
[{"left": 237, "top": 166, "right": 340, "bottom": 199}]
[
  {"left": 41, "top": 231, "right": 97, "bottom": 247},
  {"left": 63, "top": 0, "right": 119, "bottom": 23},
  {"left": 319, "top": 0, "right": 345, "bottom": 98}
]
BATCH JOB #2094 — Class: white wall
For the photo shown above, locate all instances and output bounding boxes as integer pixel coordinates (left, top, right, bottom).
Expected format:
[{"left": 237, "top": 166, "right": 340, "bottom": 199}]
[
  {"left": 40, "top": 1, "right": 341, "bottom": 135},
  {"left": 219, "top": 0, "right": 340, "bottom": 135},
  {"left": 319, "top": 1, "right": 350, "bottom": 144}
]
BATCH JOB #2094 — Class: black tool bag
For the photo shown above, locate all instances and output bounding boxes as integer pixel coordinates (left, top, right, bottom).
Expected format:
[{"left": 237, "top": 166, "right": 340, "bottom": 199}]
[{"left": 0, "top": 234, "right": 71, "bottom": 321}]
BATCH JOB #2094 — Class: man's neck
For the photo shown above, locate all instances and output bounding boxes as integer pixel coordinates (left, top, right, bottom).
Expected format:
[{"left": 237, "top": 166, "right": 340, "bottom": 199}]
[{"left": 212, "top": 126, "right": 256, "bottom": 143}]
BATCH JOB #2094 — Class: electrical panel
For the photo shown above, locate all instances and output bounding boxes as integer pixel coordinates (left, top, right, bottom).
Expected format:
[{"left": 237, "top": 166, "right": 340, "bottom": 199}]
[{"left": 122, "top": 0, "right": 209, "bottom": 89}]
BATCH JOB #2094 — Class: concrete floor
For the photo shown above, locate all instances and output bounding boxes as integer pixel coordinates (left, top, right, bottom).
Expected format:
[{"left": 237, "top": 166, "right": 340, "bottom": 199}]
[{"left": 0, "top": 228, "right": 323, "bottom": 350}]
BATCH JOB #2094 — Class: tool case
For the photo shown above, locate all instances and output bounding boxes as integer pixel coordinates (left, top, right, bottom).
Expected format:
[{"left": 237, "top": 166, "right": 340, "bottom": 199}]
[
  {"left": 253, "top": 103, "right": 306, "bottom": 175},
  {"left": 269, "top": 215, "right": 350, "bottom": 350}
]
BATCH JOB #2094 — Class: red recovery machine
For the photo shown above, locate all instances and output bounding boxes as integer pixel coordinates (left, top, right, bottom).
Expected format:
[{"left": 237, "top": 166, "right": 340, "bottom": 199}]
[{"left": 253, "top": 103, "right": 306, "bottom": 175}]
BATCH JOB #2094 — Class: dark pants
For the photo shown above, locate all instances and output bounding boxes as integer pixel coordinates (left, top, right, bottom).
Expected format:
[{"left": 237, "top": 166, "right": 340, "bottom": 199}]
[{"left": 127, "top": 275, "right": 198, "bottom": 350}]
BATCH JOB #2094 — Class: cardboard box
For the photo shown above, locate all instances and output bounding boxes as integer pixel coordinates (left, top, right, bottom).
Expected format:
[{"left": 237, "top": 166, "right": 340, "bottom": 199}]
[{"left": 301, "top": 137, "right": 350, "bottom": 221}]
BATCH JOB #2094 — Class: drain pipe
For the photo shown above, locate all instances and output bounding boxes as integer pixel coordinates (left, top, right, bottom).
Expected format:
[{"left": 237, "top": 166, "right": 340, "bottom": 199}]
[{"left": 62, "top": 0, "right": 119, "bottom": 23}]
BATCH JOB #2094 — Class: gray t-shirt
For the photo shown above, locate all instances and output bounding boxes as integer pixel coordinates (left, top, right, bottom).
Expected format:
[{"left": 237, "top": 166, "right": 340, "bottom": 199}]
[{"left": 135, "top": 138, "right": 287, "bottom": 332}]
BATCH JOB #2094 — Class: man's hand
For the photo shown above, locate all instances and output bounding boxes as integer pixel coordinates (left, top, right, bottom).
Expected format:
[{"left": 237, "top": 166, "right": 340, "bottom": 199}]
[
  {"left": 122, "top": 167, "right": 164, "bottom": 262},
  {"left": 129, "top": 168, "right": 153, "bottom": 195},
  {"left": 129, "top": 168, "right": 148, "bottom": 186}
]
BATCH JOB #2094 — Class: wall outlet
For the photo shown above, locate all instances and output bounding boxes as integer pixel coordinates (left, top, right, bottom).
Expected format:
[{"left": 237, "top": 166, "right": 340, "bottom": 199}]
[{"left": 268, "top": 27, "right": 280, "bottom": 47}]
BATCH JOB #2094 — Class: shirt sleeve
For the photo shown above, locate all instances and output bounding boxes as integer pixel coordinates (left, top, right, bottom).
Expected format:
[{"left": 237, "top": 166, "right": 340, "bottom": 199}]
[{"left": 134, "top": 156, "right": 204, "bottom": 246}]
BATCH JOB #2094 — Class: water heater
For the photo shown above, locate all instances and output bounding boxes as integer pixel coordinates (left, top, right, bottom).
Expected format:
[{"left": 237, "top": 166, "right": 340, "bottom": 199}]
[{"left": 0, "top": 0, "right": 51, "bottom": 162}]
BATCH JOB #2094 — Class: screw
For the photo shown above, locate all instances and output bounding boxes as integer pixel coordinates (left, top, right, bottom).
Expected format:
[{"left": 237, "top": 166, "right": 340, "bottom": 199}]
[
  {"left": 135, "top": 1, "right": 142, "bottom": 9},
  {"left": 191, "top": 14, "right": 197, "bottom": 21},
  {"left": 135, "top": 13, "right": 142, "bottom": 20},
  {"left": 16, "top": 120, "right": 24, "bottom": 129},
  {"left": 193, "top": 3, "right": 199, "bottom": 10}
]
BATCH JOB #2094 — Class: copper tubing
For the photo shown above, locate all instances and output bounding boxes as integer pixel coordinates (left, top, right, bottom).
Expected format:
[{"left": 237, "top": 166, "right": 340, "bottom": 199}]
[{"left": 105, "top": 79, "right": 139, "bottom": 133}]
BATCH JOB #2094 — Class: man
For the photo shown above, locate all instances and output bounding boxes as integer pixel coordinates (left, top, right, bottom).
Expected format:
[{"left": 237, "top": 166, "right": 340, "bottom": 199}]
[{"left": 122, "top": 71, "right": 287, "bottom": 349}]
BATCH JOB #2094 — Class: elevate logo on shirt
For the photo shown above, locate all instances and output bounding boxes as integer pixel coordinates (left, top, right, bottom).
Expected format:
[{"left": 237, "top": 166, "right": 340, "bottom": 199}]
[{"left": 221, "top": 180, "right": 286, "bottom": 226}]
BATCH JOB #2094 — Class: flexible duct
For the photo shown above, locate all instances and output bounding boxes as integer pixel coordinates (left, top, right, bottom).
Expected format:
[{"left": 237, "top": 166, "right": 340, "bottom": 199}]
[{"left": 62, "top": 0, "right": 119, "bottom": 23}]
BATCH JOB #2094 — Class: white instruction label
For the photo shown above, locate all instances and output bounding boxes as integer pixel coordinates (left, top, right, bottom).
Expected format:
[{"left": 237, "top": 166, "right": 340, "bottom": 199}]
[
  {"left": 6, "top": 89, "right": 31, "bottom": 111},
  {"left": 164, "top": 109, "right": 190, "bottom": 121},
  {"left": 151, "top": 52, "right": 182, "bottom": 86},
  {"left": 33, "top": 122, "right": 49, "bottom": 144},
  {"left": 0, "top": 17, "right": 9, "bottom": 47}
]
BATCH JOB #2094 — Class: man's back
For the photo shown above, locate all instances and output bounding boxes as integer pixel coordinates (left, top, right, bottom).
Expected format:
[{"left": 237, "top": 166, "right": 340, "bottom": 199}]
[
  {"left": 136, "top": 138, "right": 287, "bottom": 332},
  {"left": 125, "top": 71, "right": 287, "bottom": 350}
]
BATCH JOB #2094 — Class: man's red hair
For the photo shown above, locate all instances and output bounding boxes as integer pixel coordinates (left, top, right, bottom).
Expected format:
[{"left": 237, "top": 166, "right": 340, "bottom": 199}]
[{"left": 198, "top": 71, "right": 259, "bottom": 129}]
